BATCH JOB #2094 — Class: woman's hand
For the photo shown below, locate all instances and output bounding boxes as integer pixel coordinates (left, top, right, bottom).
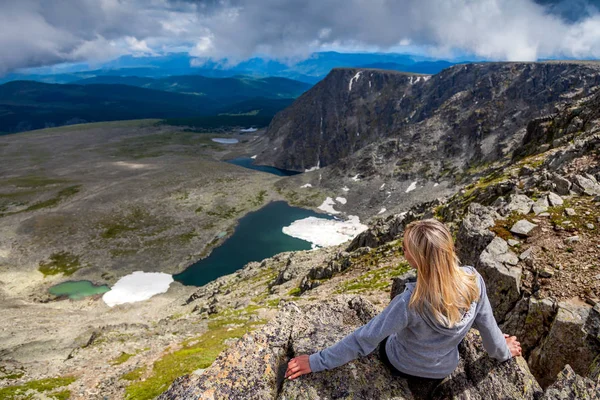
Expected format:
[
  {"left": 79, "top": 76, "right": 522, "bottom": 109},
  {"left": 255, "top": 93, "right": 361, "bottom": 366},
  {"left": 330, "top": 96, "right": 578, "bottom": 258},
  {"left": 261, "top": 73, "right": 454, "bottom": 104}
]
[
  {"left": 285, "top": 355, "right": 312, "bottom": 380},
  {"left": 504, "top": 334, "right": 522, "bottom": 357}
]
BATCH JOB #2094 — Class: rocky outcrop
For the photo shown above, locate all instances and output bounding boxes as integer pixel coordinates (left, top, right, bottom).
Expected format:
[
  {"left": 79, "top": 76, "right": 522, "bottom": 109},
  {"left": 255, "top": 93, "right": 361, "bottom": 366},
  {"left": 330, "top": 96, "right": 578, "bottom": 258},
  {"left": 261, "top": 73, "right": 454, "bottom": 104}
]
[
  {"left": 160, "top": 297, "right": 547, "bottom": 400},
  {"left": 347, "top": 212, "right": 417, "bottom": 252},
  {"left": 455, "top": 203, "right": 499, "bottom": 266},
  {"left": 530, "top": 301, "right": 600, "bottom": 388},
  {"left": 541, "top": 365, "right": 600, "bottom": 399}
]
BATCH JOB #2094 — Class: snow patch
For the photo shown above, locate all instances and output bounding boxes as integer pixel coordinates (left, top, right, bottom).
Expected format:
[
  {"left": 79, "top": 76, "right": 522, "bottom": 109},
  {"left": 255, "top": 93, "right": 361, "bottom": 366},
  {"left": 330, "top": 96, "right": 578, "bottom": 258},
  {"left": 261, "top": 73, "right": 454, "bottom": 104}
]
[
  {"left": 240, "top": 127, "right": 258, "bottom": 133},
  {"left": 283, "top": 216, "right": 368, "bottom": 247},
  {"left": 103, "top": 271, "right": 173, "bottom": 307},
  {"left": 335, "top": 197, "right": 347, "bottom": 205},
  {"left": 378, "top": 208, "right": 387, "bottom": 215},
  {"left": 434, "top": 183, "right": 439, "bottom": 187},
  {"left": 349, "top": 71, "right": 362, "bottom": 92},
  {"left": 351, "top": 174, "right": 360, "bottom": 182},
  {"left": 380, "top": 183, "right": 386, "bottom": 190},
  {"left": 300, "top": 183, "right": 312, "bottom": 188},
  {"left": 250, "top": 155, "right": 257, "bottom": 159},
  {"left": 113, "top": 161, "right": 151, "bottom": 170},
  {"left": 212, "top": 138, "right": 239, "bottom": 144},
  {"left": 342, "top": 186, "right": 350, "bottom": 192},
  {"left": 406, "top": 181, "right": 417, "bottom": 193},
  {"left": 318, "top": 197, "right": 340, "bottom": 215}
]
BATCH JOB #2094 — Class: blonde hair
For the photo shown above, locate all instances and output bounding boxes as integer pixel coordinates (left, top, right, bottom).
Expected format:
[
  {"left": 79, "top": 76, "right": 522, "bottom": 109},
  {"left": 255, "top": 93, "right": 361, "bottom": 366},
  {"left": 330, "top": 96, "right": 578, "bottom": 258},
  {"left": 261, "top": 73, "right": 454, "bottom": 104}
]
[{"left": 403, "top": 219, "right": 479, "bottom": 327}]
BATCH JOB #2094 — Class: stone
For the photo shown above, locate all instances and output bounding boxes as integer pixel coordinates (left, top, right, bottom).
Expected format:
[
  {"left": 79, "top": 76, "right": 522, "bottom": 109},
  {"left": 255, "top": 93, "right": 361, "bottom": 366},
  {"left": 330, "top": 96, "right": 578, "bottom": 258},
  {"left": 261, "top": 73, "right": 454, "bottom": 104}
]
[
  {"left": 539, "top": 268, "right": 554, "bottom": 278},
  {"left": 455, "top": 203, "right": 500, "bottom": 266},
  {"left": 390, "top": 269, "right": 417, "bottom": 300},
  {"left": 510, "top": 220, "right": 538, "bottom": 237},
  {"left": 547, "top": 192, "right": 564, "bottom": 207},
  {"left": 508, "top": 239, "right": 520, "bottom": 247},
  {"left": 586, "top": 223, "right": 595, "bottom": 230},
  {"left": 552, "top": 174, "right": 572, "bottom": 195},
  {"left": 564, "top": 208, "right": 576, "bottom": 217},
  {"left": 532, "top": 197, "right": 549, "bottom": 215},
  {"left": 504, "top": 194, "right": 534, "bottom": 215},
  {"left": 530, "top": 302, "right": 600, "bottom": 388},
  {"left": 538, "top": 212, "right": 550, "bottom": 217},
  {"left": 501, "top": 297, "right": 558, "bottom": 367},
  {"left": 541, "top": 365, "right": 599, "bottom": 399},
  {"left": 519, "top": 247, "right": 534, "bottom": 260},
  {"left": 573, "top": 174, "right": 600, "bottom": 196},
  {"left": 476, "top": 237, "right": 522, "bottom": 320},
  {"left": 565, "top": 236, "right": 580, "bottom": 244}
]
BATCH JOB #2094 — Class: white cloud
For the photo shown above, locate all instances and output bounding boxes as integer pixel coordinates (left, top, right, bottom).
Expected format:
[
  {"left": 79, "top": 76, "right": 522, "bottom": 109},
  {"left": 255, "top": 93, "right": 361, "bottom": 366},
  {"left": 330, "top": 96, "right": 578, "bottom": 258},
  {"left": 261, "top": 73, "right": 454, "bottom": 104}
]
[{"left": 1, "top": 0, "right": 600, "bottom": 75}]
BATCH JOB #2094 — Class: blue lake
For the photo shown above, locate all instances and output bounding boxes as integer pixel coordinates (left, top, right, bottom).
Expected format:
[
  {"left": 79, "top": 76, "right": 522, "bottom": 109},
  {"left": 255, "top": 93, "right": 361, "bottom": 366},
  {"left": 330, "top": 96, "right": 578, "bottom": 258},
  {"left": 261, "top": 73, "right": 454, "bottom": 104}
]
[
  {"left": 226, "top": 157, "right": 301, "bottom": 177},
  {"left": 174, "top": 201, "right": 332, "bottom": 287}
]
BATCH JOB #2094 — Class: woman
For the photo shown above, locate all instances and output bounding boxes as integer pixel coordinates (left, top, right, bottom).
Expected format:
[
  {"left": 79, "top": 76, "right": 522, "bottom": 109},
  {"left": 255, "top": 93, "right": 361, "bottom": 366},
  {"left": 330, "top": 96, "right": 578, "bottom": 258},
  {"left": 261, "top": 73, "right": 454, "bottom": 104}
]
[{"left": 285, "top": 219, "right": 521, "bottom": 381}]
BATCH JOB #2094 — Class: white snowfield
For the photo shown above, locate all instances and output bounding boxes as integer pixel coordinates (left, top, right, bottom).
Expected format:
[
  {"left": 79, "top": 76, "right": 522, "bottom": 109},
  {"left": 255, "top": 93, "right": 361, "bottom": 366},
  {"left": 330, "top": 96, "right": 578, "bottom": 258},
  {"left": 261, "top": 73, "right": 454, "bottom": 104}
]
[
  {"left": 103, "top": 271, "right": 174, "bottom": 307},
  {"left": 406, "top": 181, "right": 417, "bottom": 193},
  {"left": 300, "top": 183, "right": 313, "bottom": 188},
  {"left": 283, "top": 215, "right": 368, "bottom": 247},
  {"left": 318, "top": 197, "right": 340, "bottom": 215},
  {"left": 342, "top": 186, "right": 350, "bottom": 192},
  {"left": 378, "top": 208, "right": 387, "bottom": 215},
  {"left": 240, "top": 127, "right": 258, "bottom": 132},
  {"left": 351, "top": 174, "right": 360, "bottom": 182},
  {"left": 211, "top": 138, "right": 239, "bottom": 144},
  {"left": 251, "top": 155, "right": 258, "bottom": 159}
]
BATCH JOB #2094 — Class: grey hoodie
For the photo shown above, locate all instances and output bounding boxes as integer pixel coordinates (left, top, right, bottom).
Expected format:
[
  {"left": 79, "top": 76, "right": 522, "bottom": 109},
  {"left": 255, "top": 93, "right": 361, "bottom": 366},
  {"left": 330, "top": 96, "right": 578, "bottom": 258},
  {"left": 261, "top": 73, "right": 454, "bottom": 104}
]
[{"left": 308, "top": 267, "right": 511, "bottom": 379}]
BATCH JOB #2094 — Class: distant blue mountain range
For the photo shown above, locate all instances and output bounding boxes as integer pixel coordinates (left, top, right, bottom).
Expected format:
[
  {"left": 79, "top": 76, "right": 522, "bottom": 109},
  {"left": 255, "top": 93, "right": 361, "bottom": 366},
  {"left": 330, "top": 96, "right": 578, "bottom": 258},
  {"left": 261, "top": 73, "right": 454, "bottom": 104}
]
[{"left": 1, "top": 52, "right": 459, "bottom": 84}]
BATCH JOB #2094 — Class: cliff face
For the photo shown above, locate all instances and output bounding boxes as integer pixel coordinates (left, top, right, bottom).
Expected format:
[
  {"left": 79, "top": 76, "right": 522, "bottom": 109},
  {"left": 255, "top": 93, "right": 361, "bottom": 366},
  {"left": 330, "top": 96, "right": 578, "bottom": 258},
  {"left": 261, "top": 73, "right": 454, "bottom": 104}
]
[{"left": 257, "top": 62, "right": 600, "bottom": 174}]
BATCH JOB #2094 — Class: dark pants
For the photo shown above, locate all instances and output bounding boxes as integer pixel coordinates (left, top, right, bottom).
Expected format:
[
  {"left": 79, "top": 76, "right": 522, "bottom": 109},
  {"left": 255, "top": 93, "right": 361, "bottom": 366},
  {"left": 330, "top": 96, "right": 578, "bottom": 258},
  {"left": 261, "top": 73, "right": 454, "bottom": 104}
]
[{"left": 378, "top": 336, "right": 444, "bottom": 397}]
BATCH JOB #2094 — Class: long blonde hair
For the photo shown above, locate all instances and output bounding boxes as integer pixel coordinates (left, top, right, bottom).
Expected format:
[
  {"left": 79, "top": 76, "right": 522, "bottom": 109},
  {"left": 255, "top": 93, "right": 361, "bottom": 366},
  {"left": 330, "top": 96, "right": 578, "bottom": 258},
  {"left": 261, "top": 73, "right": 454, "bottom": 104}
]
[{"left": 403, "top": 219, "right": 479, "bottom": 327}]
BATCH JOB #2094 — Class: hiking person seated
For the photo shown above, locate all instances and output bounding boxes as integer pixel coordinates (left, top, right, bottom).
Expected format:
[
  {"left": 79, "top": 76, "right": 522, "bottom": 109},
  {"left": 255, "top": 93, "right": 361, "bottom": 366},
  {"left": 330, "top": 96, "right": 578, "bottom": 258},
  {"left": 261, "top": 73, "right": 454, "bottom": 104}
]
[{"left": 285, "top": 219, "right": 522, "bottom": 382}]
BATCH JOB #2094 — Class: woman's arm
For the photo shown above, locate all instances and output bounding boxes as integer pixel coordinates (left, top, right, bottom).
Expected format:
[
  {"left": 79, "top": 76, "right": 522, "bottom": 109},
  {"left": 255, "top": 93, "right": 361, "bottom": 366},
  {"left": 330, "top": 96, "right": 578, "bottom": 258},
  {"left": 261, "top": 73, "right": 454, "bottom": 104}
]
[
  {"left": 286, "top": 293, "right": 410, "bottom": 379},
  {"left": 472, "top": 275, "right": 518, "bottom": 361}
]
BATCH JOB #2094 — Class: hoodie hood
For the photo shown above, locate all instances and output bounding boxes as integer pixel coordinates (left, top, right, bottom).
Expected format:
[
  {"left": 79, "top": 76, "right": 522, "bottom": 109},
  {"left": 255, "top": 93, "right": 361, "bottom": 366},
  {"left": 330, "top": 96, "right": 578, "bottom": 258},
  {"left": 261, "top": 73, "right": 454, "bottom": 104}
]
[{"left": 404, "top": 271, "right": 480, "bottom": 337}]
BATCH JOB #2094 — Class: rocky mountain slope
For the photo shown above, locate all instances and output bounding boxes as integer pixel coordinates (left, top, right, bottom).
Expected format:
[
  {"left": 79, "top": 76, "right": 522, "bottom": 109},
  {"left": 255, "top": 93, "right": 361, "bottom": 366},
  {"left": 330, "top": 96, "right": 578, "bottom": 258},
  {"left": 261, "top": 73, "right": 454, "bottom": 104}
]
[
  {"left": 2, "top": 64, "right": 600, "bottom": 399},
  {"left": 157, "top": 86, "right": 600, "bottom": 399}
]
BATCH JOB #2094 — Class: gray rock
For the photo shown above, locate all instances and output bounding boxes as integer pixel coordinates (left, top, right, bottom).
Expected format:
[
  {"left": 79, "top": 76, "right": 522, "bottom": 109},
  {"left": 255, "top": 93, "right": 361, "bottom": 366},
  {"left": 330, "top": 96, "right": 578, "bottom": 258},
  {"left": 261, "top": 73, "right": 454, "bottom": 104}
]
[
  {"left": 455, "top": 203, "right": 500, "bottom": 266},
  {"left": 541, "top": 365, "right": 600, "bottom": 399},
  {"left": 552, "top": 174, "right": 572, "bottom": 195},
  {"left": 565, "top": 236, "right": 580, "bottom": 244},
  {"left": 476, "top": 237, "right": 522, "bottom": 320},
  {"left": 390, "top": 269, "right": 417, "bottom": 300},
  {"left": 573, "top": 174, "right": 600, "bottom": 196},
  {"left": 538, "top": 212, "right": 550, "bottom": 217},
  {"left": 564, "top": 208, "right": 576, "bottom": 217},
  {"left": 530, "top": 302, "right": 600, "bottom": 388},
  {"left": 508, "top": 239, "right": 520, "bottom": 247},
  {"left": 504, "top": 194, "right": 534, "bottom": 215},
  {"left": 532, "top": 197, "right": 550, "bottom": 215},
  {"left": 519, "top": 247, "right": 534, "bottom": 260},
  {"left": 160, "top": 297, "right": 545, "bottom": 400},
  {"left": 502, "top": 297, "right": 557, "bottom": 356},
  {"left": 510, "top": 220, "right": 538, "bottom": 237},
  {"left": 586, "top": 223, "right": 596, "bottom": 230},
  {"left": 539, "top": 268, "right": 554, "bottom": 278},
  {"left": 547, "top": 192, "right": 564, "bottom": 207}
]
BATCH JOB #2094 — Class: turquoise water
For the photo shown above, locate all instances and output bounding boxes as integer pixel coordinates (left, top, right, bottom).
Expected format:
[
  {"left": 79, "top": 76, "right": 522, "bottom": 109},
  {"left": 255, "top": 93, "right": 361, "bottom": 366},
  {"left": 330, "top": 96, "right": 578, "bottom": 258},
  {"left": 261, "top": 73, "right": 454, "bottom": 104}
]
[
  {"left": 49, "top": 280, "right": 111, "bottom": 300},
  {"left": 227, "top": 157, "right": 301, "bottom": 177},
  {"left": 174, "top": 201, "right": 332, "bottom": 287}
]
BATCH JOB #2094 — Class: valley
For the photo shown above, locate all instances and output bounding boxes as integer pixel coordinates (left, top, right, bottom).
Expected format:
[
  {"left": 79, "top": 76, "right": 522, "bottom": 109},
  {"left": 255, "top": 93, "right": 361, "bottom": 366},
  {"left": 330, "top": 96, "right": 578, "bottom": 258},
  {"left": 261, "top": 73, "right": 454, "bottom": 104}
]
[{"left": 0, "top": 61, "right": 599, "bottom": 399}]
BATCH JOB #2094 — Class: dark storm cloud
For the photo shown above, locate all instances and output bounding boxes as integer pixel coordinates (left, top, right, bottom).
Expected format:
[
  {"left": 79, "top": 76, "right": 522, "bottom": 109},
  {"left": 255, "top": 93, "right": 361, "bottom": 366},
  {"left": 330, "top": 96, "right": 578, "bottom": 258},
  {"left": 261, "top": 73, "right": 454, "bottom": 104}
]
[{"left": 1, "top": 0, "right": 600, "bottom": 75}]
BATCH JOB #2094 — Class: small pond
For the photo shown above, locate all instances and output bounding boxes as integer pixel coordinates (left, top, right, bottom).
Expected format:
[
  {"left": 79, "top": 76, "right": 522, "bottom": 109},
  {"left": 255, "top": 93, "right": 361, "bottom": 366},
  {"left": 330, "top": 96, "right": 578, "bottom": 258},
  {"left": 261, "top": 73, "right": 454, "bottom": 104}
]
[
  {"left": 49, "top": 280, "right": 111, "bottom": 300},
  {"left": 227, "top": 157, "right": 301, "bottom": 177}
]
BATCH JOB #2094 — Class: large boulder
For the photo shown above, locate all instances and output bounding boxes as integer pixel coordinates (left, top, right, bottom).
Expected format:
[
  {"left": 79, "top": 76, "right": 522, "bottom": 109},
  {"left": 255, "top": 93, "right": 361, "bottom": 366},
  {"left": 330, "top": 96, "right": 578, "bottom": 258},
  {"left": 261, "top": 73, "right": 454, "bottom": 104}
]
[
  {"left": 347, "top": 212, "right": 417, "bottom": 251},
  {"left": 541, "top": 365, "right": 599, "bottom": 399},
  {"left": 501, "top": 297, "right": 557, "bottom": 355},
  {"left": 390, "top": 270, "right": 417, "bottom": 300},
  {"left": 456, "top": 203, "right": 500, "bottom": 266},
  {"left": 502, "top": 194, "right": 534, "bottom": 216},
  {"left": 160, "top": 297, "right": 548, "bottom": 400},
  {"left": 572, "top": 174, "right": 600, "bottom": 196},
  {"left": 476, "top": 237, "right": 523, "bottom": 321},
  {"left": 530, "top": 301, "right": 600, "bottom": 388}
]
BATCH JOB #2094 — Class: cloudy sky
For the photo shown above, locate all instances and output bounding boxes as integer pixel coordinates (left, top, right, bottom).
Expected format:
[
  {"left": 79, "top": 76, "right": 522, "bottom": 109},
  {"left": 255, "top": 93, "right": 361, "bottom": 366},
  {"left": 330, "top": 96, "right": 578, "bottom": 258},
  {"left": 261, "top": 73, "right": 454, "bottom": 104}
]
[{"left": 1, "top": 0, "right": 600, "bottom": 75}]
